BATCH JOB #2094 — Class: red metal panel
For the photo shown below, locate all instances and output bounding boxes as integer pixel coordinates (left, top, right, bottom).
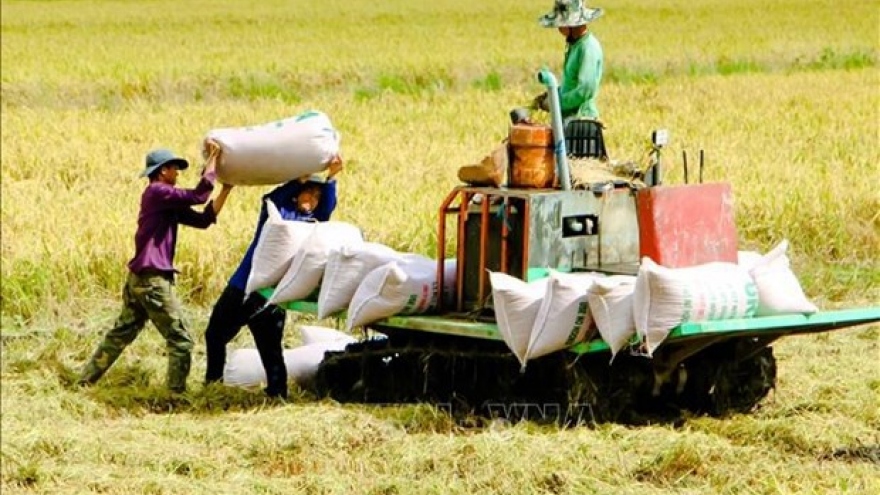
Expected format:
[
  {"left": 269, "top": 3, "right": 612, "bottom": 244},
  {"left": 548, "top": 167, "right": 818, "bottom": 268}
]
[{"left": 636, "top": 183, "right": 739, "bottom": 268}]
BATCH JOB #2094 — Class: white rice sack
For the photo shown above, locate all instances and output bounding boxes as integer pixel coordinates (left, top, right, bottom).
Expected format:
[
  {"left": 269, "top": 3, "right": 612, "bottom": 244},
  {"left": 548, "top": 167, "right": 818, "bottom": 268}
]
[
  {"left": 223, "top": 340, "right": 351, "bottom": 389},
  {"left": 586, "top": 275, "right": 637, "bottom": 359},
  {"left": 345, "top": 255, "right": 457, "bottom": 331},
  {"left": 207, "top": 111, "right": 341, "bottom": 186},
  {"left": 489, "top": 272, "right": 550, "bottom": 368},
  {"left": 526, "top": 271, "right": 605, "bottom": 364},
  {"left": 317, "top": 243, "right": 402, "bottom": 319},
  {"left": 245, "top": 203, "right": 317, "bottom": 295},
  {"left": 222, "top": 348, "right": 266, "bottom": 388},
  {"left": 284, "top": 341, "right": 351, "bottom": 388},
  {"left": 299, "top": 325, "right": 357, "bottom": 345},
  {"left": 737, "top": 250, "right": 765, "bottom": 271},
  {"left": 749, "top": 240, "right": 818, "bottom": 316},
  {"left": 268, "top": 221, "right": 364, "bottom": 305},
  {"left": 344, "top": 262, "right": 403, "bottom": 331},
  {"left": 633, "top": 258, "right": 758, "bottom": 355}
]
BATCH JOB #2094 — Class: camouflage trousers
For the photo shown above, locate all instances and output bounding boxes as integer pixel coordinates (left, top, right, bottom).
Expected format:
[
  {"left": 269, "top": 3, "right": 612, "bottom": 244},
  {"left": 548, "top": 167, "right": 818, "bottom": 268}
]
[{"left": 79, "top": 271, "right": 194, "bottom": 392}]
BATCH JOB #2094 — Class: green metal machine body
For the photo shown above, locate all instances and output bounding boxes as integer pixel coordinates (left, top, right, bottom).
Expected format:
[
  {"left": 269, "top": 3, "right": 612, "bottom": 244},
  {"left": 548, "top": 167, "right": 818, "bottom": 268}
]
[{"left": 441, "top": 186, "right": 640, "bottom": 313}]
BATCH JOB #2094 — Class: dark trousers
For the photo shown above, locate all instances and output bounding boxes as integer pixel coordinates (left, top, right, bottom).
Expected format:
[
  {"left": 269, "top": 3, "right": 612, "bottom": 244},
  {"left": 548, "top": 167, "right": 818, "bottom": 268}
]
[{"left": 204, "top": 285, "right": 288, "bottom": 398}]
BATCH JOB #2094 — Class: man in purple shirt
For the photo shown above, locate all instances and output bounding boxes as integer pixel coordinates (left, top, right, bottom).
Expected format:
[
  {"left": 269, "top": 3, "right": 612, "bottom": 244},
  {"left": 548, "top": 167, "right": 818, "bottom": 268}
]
[
  {"left": 203, "top": 156, "right": 342, "bottom": 399},
  {"left": 78, "top": 147, "right": 233, "bottom": 393}
]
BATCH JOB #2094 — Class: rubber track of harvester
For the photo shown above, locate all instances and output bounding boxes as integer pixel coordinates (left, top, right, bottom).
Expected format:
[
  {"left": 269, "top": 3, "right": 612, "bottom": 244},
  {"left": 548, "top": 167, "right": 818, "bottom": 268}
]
[
  {"left": 313, "top": 336, "right": 778, "bottom": 424},
  {"left": 679, "top": 345, "right": 778, "bottom": 415},
  {"left": 312, "top": 335, "right": 655, "bottom": 424}
]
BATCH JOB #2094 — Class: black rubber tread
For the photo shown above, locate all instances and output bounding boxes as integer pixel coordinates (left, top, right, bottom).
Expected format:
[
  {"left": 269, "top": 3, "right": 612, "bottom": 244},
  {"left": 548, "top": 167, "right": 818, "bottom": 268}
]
[{"left": 311, "top": 336, "right": 777, "bottom": 424}]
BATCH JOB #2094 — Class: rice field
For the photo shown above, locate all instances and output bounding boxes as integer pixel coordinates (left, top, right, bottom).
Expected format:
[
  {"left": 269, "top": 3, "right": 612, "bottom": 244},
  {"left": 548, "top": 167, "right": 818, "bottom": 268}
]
[{"left": 1, "top": 0, "right": 878, "bottom": 493}]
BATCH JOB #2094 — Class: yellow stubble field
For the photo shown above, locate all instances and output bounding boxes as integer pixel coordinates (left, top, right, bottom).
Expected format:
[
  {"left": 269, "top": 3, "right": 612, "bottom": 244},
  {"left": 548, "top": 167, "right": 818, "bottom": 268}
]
[{"left": 1, "top": 1, "right": 878, "bottom": 494}]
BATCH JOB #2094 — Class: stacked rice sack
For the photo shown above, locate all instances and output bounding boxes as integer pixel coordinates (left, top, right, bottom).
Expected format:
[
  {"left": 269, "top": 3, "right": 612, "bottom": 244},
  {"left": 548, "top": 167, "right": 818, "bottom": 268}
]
[
  {"left": 586, "top": 275, "right": 639, "bottom": 360},
  {"left": 488, "top": 270, "right": 641, "bottom": 369},
  {"left": 632, "top": 259, "right": 758, "bottom": 355},
  {"left": 488, "top": 239, "right": 818, "bottom": 366},
  {"left": 317, "top": 243, "right": 401, "bottom": 319},
  {"left": 343, "top": 255, "right": 457, "bottom": 331},
  {"left": 737, "top": 240, "right": 818, "bottom": 317},
  {"left": 490, "top": 271, "right": 605, "bottom": 370},
  {"left": 241, "top": 205, "right": 459, "bottom": 324},
  {"left": 267, "top": 221, "right": 364, "bottom": 305},
  {"left": 242, "top": 201, "right": 365, "bottom": 304}
]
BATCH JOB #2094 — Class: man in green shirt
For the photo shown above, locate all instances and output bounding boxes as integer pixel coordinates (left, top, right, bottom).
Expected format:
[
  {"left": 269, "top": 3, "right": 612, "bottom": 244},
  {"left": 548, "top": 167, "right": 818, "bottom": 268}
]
[{"left": 533, "top": 0, "right": 604, "bottom": 122}]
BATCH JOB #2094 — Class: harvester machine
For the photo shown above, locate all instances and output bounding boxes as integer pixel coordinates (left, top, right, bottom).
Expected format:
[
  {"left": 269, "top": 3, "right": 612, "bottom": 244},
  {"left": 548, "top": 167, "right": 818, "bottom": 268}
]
[{"left": 271, "top": 70, "right": 880, "bottom": 423}]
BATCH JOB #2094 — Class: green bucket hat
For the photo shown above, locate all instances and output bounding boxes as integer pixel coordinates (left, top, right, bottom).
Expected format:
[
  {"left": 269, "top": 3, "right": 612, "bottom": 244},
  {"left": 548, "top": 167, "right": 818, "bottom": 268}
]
[
  {"left": 539, "top": 0, "right": 603, "bottom": 28},
  {"left": 141, "top": 148, "right": 190, "bottom": 178}
]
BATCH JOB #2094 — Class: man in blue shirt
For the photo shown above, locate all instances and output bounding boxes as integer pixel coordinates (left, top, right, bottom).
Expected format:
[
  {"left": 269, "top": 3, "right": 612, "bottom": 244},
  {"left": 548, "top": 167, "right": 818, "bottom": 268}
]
[{"left": 204, "top": 158, "right": 342, "bottom": 399}]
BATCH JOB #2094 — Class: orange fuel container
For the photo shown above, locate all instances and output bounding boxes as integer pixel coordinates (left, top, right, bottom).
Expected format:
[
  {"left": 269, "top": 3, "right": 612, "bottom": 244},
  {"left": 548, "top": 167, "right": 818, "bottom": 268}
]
[{"left": 508, "top": 124, "right": 555, "bottom": 189}]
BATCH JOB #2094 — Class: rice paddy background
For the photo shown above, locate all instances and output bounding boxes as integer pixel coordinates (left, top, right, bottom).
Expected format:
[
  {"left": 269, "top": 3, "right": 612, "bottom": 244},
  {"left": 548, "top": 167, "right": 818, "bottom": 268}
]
[{"left": 1, "top": 0, "right": 878, "bottom": 493}]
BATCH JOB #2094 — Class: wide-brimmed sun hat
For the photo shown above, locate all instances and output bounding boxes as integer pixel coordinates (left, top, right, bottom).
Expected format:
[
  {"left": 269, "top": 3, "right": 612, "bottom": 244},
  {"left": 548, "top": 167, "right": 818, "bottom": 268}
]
[
  {"left": 141, "top": 148, "right": 189, "bottom": 178},
  {"left": 539, "top": 0, "right": 603, "bottom": 28}
]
